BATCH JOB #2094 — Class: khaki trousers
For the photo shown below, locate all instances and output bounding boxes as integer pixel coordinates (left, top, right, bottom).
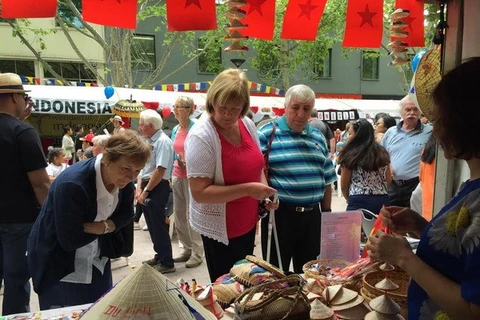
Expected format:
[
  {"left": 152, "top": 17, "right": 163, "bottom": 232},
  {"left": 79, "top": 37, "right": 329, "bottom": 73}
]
[{"left": 172, "top": 176, "right": 203, "bottom": 258}]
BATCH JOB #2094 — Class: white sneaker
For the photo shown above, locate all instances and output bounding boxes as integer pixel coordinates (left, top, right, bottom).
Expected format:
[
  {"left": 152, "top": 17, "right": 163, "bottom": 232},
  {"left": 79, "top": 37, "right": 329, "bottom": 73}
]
[
  {"left": 134, "top": 222, "right": 141, "bottom": 230},
  {"left": 142, "top": 225, "right": 149, "bottom": 231}
]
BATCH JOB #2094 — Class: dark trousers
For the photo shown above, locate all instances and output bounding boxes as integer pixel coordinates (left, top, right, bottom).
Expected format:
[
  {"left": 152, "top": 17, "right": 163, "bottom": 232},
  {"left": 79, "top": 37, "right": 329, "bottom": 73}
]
[
  {"left": 202, "top": 226, "right": 256, "bottom": 283},
  {"left": 141, "top": 179, "right": 174, "bottom": 267},
  {"left": 261, "top": 203, "right": 321, "bottom": 274},
  {"left": 134, "top": 202, "right": 143, "bottom": 223},
  {"left": 38, "top": 260, "right": 112, "bottom": 310},
  {"left": 0, "top": 223, "right": 32, "bottom": 316},
  {"left": 347, "top": 194, "right": 390, "bottom": 215},
  {"left": 387, "top": 177, "right": 419, "bottom": 208}
]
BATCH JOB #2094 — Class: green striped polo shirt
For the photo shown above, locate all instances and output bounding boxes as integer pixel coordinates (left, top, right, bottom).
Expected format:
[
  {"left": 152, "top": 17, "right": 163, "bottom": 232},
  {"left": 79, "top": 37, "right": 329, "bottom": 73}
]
[{"left": 258, "top": 116, "right": 337, "bottom": 205}]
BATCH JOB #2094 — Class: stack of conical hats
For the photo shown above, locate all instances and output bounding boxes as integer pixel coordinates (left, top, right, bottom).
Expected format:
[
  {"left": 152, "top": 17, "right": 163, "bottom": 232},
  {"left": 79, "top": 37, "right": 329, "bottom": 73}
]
[
  {"left": 322, "top": 285, "right": 369, "bottom": 319},
  {"left": 80, "top": 264, "right": 217, "bottom": 319},
  {"left": 365, "top": 263, "right": 404, "bottom": 320},
  {"left": 388, "top": 8, "right": 411, "bottom": 66},
  {"left": 309, "top": 298, "right": 335, "bottom": 320}
]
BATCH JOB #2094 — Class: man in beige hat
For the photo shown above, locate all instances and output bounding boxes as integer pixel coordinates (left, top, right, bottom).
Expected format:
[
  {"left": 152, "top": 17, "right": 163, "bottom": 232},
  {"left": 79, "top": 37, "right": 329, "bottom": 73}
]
[
  {"left": 111, "top": 115, "right": 126, "bottom": 135},
  {"left": 0, "top": 73, "right": 50, "bottom": 315}
]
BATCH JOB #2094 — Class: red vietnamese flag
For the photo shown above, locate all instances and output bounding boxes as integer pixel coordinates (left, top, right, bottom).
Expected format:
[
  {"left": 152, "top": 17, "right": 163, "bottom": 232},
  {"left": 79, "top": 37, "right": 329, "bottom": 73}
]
[
  {"left": 1, "top": 0, "right": 57, "bottom": 18},
  {"left": 166, "top": 0, "right": 217, "bottom": 31},
  {"left": 242, "top": 0, "right": 276, "bottom": 40},
  {"left": 395, "top": 0, "right": 425, "bottom": 47},
  {"left": 83, "top": 0, "right": 137, "bottom": 29},
  {"left": 281, "top": 0, "right": 328, "bottom": 41},
  {"left": 342, "top": 0, "right": 383, "bottom": 48}
]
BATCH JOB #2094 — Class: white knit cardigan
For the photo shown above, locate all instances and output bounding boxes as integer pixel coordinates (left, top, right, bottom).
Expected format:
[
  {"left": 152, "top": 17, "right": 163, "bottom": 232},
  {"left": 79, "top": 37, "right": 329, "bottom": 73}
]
[{"left": 184, "top": 115, "right": 261, "bottom": 245}]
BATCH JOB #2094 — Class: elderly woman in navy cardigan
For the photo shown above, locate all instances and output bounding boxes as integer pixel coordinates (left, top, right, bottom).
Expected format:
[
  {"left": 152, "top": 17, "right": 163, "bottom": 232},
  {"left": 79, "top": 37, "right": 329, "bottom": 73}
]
[{"left": 28, "top": 130, "right": 151, "bottom": 310}]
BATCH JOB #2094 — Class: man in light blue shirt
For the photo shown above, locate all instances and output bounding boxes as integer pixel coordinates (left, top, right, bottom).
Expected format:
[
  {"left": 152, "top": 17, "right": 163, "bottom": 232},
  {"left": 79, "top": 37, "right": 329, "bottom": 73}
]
[
  {"left": 136, "top": 109, "right": 175, "bottom": 274},
  {"left": 381, "top": 96, "right": 432, "bottom": 207}
]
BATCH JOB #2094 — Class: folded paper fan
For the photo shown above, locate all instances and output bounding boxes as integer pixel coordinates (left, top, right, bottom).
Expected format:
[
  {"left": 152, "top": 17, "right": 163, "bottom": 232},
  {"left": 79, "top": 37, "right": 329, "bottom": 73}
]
[
  {"left": 80, "top": 264, "right": 217, "bottom": 319},
  {"left": 225, "top": 8, "right": 246, "bottom": 20},
  {"left": 225, "top": 0, "right": 247, "bottom": 8},
  {"left": 223, "top": 41, "right": 249, "bottom": 53},
  {"left": 391, "top": 9, "right": 410, "bottom": 20},
  {"left": 224, "top": 30, "right": 248, "bottom": 41},
  {"left": 411, "top": 48, "right": 442, "bottom": 121},
  {"left": 224, "top": 19, "right": 248, "bottom": 30}
]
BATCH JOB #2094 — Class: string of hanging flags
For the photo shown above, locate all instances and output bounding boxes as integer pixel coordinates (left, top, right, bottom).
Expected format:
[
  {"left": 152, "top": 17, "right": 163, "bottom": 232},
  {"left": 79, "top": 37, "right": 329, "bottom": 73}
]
[{"left": 0, "top": 0, "right": 424, "bottom": 48}]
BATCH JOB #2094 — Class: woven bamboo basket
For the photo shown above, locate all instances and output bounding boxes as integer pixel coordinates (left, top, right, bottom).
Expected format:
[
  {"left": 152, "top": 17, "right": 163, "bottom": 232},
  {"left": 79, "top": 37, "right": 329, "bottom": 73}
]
[
  {"left": 302, "top": 259, "right": 362, "bottom": 292},
  {"left": 361, "top": 269, "right": 409, "bottom": 318}
]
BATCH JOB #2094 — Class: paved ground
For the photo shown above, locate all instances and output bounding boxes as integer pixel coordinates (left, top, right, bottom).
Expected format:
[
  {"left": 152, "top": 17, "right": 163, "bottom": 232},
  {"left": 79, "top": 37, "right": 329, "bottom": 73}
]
[{"left": 1, "top": 193, "right": 347, "bottom": 314}]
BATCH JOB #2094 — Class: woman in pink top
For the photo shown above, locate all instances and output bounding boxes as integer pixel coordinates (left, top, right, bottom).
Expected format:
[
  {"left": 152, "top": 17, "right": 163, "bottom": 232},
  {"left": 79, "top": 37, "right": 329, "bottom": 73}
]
[
  {"left": 185, "top": 69, "right": 278, "bottom": 282},
  {"left": 170, "top": 96, "right": 203, "bottom": 268}
]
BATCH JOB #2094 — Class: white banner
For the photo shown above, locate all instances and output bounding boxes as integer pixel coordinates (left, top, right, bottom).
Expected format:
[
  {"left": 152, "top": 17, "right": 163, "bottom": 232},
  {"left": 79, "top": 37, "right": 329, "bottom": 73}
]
[{"left": 32, "top": 99, "right": 113, "bottom": 115}]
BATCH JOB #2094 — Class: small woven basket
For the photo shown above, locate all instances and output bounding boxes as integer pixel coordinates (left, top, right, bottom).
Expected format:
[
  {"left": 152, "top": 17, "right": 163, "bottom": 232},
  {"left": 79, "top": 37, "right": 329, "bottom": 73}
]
[
  {"left": 362, "top": 269, "right": 409, "bottom": 305},
  {"left": 302, "top": 259, "right": 362, "bottom": 292}
]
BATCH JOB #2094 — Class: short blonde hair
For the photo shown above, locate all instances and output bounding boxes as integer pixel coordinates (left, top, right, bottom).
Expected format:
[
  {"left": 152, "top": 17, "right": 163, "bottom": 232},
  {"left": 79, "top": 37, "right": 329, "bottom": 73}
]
[
  {"left": 91, "top": 134, "right": 109, "bottom": 148},
  {"left": 175, "top": 96, "right": 194, "bottom": 115},
  {"left": 205, "top": 69, "right": 250, "bottom": 117},
  {"left": 102, "top": 130, "right": 151, "bottom": 166}
]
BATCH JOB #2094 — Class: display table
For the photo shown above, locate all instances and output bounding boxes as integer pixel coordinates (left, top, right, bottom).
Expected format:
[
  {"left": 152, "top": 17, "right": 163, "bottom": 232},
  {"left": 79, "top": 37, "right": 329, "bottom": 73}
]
[{"left": 4, "top": 304, "right": 91, "bottom": 320}]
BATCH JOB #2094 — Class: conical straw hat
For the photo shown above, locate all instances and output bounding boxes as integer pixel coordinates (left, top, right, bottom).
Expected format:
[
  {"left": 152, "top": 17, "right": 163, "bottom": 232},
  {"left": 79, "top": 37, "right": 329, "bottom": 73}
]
[
  {"left": 412, "top": 48, "right": 442, "bottom": 121},
  {"left": 369, "top": 294, "right": 401, "bottom": 315},
  {"left": 365, "top": 310, "right": 405, "bottom": 320},
  {"left": 379, "top": 263, "right": 395, "bottom": 272},
  {"left": 310, "top": 298, "right": 334, "bottom": 320},
  {"left": 322, "top": 284, "right": 343, "bottom": 303},
  {"left": 80, "top": 264, "right": 217, "bottom": 319},
  {"left": 375, "top": 278, "right": 400, "bottom": 291},
  {"left": 334, "top": 301, "right": 370, "bottom": 319},
  {"left": 331, "top": 295, "right": 365, "bottom": 311},
  {"left": 329, "top": 287, "right": 358, "bottom": 306}
]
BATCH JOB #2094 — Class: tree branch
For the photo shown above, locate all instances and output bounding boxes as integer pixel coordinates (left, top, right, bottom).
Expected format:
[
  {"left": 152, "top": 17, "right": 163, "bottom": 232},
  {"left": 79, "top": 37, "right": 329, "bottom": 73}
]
[
  {"left": 8, "top": 20, "right": 71, "bottom": 85},
  {"left": 63, "top": 0, "right": 108, "bottom": 49},
  {"left": 155, "top": 49, "right": 205, "bottom": 85},
  {"left": 142, "top": 32, "right": 182, "bottom": 87},
  {"left": 56, "top": 16, "right": 107, "bottom": 85}
]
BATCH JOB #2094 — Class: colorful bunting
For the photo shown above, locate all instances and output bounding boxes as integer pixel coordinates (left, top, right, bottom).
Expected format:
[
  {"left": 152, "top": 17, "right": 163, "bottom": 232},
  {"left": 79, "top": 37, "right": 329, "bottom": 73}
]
[
  {"left": 281, "top": 0, "right": 328, "bottom": 41},
  {"left": 394, "top": 0, "right": 425, "bottom": 47},
  {"left": 241, "top": 0, "right": 276, "bottom": 40},
  {"left": 82, "top": 0, "right": 137, "bottom": 29},
  {"left": 342, "top": 0, "right": 383, "bottom": 48},
  {"left": 0, "top": 0, "right": 57, "bottom": 18},
  {"left": 166, "top": 0, "right": 217, "bottom": 31}
]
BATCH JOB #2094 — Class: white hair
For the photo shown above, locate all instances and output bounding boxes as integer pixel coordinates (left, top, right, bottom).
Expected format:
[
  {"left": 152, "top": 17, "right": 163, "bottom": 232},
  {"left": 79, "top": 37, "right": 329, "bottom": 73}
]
[
  {"left": 140, "top": 109, "right": 163, "bottom": 130},
  {"left": 284, "top": 84, "right": 315, "bottom": 107},
  {"left": 92, "top": 134, "right": 109, "bottom": 148},
  {"left": 399, "top": 95, "right": 415, "bottom": 112}
]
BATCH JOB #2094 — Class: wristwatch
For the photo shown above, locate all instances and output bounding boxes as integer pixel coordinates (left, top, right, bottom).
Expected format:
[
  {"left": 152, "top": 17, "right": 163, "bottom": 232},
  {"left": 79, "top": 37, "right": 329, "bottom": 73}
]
[{"left": 103, "top": 220, "right": 110, "bottom": 234}]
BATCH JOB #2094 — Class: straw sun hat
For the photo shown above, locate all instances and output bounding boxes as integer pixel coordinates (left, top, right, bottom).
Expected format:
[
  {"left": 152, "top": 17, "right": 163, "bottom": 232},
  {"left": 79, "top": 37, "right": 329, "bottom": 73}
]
[{"left": 0, "top": 73, "right": 30, "bottom": 93}]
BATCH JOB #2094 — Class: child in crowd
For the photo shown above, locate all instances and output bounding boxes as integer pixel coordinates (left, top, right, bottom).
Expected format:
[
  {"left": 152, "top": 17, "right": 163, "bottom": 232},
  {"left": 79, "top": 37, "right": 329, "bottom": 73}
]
[{"left": 46, "top": 147, "right": 68, "bottom": 181}]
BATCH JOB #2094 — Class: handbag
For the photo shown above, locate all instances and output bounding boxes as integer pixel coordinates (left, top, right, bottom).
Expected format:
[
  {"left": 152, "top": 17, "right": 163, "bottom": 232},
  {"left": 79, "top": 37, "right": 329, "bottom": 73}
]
[
  {"left": 234, "top": 274, "right": 310, "bottom": 320},
  {"left": 259, "top": 124, "right": 277, "bottom": 219}
]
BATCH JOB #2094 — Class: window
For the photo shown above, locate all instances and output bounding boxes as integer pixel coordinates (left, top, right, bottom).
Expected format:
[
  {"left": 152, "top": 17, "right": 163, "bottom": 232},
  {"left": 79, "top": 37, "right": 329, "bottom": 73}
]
[
  {"left": 131, "top": 34, "right": 156, "bottom": 71},
  {"left": 44, "top": 61, "right": 96, "bottom": 82},
  {"left": 0, "top": 60, "right": 35, "bottom": 76},
  {"left": 313, "top": 48, "right": 332, "bottom": 78},
  {"left": 361, "top": 50, "right": 380, "bottom": 80},
  {"left": 197, "top": 38, "right": 222, "bottom": 74}
]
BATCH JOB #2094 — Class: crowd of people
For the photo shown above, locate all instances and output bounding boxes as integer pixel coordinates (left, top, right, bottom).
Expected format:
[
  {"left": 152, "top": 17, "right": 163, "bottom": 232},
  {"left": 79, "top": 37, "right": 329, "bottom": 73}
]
[{"left": 1, "top": 58, "right": 480, "bottom": 319}]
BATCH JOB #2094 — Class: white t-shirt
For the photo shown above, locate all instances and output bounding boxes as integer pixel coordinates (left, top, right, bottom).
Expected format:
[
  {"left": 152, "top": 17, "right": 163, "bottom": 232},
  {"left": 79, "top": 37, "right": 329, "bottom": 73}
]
[{"left": 46, "top": 163, "right": 68, "bottom": 178}]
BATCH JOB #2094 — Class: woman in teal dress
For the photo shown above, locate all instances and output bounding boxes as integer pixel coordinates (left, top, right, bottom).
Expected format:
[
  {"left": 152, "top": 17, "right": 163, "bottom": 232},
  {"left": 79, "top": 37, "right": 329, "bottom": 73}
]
[{"left": 367, "top": 57, "right": 480, "bottom": 319}]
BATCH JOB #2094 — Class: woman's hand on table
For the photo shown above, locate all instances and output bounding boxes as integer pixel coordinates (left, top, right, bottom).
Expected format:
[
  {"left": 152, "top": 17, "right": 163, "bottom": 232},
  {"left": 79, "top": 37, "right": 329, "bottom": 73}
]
[
  {"left": 380, "top": 206, "right": 427, "bottom": 238},
  {"left": 367, "top": 230, "right": 414, "bottom": 266}
]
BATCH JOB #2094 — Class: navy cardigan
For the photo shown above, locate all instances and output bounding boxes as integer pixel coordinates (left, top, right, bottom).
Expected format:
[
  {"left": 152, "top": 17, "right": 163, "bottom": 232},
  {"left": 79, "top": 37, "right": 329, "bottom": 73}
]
[{"left": 28, "top": 157, "right": 134, "bottom": 294}]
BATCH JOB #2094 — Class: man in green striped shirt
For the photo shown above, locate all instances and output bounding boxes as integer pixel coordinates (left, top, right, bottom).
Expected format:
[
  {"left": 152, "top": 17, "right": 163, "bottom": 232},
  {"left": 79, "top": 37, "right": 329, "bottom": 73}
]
[{"left": 259, "top": 84, "right": 337, "bottom": 273}]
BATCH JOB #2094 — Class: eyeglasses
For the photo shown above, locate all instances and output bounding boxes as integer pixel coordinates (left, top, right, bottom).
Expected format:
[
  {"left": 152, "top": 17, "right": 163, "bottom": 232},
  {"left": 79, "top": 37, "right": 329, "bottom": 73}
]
[{"left": 173, "top": 105, "right": 190, "bottom": 109}]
